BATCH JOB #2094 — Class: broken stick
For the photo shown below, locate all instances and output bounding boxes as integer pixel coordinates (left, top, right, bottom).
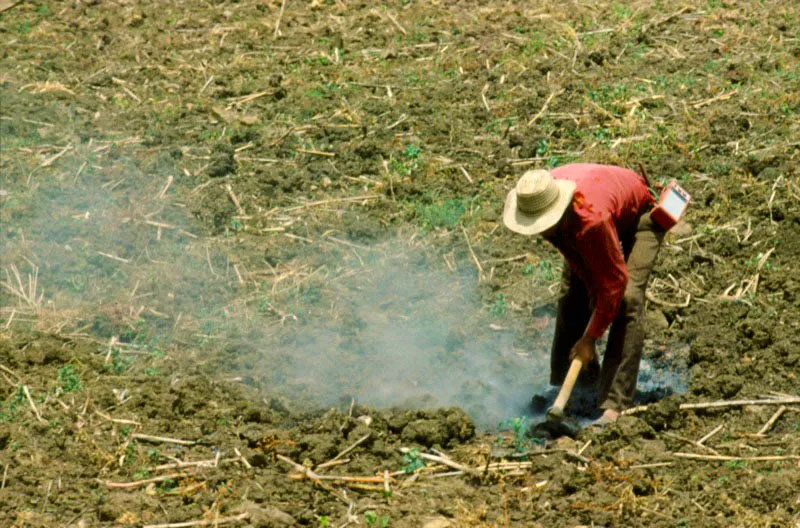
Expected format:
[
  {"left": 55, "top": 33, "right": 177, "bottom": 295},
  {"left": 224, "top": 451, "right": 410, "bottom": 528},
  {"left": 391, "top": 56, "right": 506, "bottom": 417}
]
[
  {"left": 132, "top": 433, "right": 197, "bottom": 446},
  {"left": 23, "top": 385, "right": 47, "bottom": 424},
  {"left": 104, "top": 472, "right": 188, "bottom": 489},
  {"left": 276, "top": 454, "right": 354, "bottom": 506},
  {"left": 321, "top": 433, "right": 371, "bottom": 468},
  {"left": 143, "top": 512, "right": 249, "bottom": 528},
  {"left": 755, "top": 406, "right": 787, "bottom": 436},
  {"left": 623, "top": 397, "right": 800, "bottom": 415}
]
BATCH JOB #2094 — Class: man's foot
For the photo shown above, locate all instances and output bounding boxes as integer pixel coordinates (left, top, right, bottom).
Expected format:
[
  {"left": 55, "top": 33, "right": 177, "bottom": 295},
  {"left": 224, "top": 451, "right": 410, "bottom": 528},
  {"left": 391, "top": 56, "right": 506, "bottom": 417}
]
[{"left": 591, "top": 409, "right": 620, "bottom": 427}]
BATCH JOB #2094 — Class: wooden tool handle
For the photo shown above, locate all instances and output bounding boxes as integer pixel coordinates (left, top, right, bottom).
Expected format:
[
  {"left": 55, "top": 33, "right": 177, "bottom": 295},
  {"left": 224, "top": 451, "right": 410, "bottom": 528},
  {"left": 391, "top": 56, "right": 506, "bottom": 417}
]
[{"left": 551, "top": 358, "right": 583, "bottom": 412}]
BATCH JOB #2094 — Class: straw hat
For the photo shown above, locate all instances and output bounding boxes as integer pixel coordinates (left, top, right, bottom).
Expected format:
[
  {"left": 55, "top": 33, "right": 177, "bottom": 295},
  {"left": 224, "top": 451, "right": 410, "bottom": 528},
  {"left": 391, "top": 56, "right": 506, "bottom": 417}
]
[{"left": 502, "top": 169, "right": 576, "bottom": 235}]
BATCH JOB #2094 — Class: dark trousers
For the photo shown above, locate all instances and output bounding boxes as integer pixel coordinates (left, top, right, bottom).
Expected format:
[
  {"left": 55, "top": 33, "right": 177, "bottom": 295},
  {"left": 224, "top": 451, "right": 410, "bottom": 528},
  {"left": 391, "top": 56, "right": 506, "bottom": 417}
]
[{"left": 549, "top": 213, "right": 664, "bottom": 411}]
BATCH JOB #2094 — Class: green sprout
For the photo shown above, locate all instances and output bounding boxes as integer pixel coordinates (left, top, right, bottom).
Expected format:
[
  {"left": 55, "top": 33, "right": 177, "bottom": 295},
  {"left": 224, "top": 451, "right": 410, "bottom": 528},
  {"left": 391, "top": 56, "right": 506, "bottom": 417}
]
[
  {"left": 0, "top": 385, "right": 26, "bottom": 423},
  {"left": 725, "top": 459, "right": 745, "bottom": 470},
  {"left": 57, "top": 365, "right": 82, "bottom": 393},
  {"left": 488, "top": 293, "right": 508, "bottom": 317},
  {"left": 412, "top": 199, "right": 465, "bottom": 231},
  {"left": 498, "top": 417, "right": 534, "bottom": 454},
  {"left": 402, "top": 448, "right": 426, "bottom": 473},
  {"left": 364, "top": 511, "right": 390, "bottom": 527}
]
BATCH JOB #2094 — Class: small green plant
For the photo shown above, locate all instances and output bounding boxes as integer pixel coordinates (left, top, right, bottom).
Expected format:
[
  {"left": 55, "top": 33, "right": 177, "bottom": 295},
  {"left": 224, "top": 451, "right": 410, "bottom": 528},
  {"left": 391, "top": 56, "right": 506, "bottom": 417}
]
[
  {"left": 526, "top": 259, "right": 559, "bottom": 283},
  {"left": 522, "top": 264, "right": 535, "bottom": 277},
  {"left": 412, "top": 199, "right": 465, "bottom": 231},
  {"left": 364, "top": 511, "right": 390, "bottom": 527},
  {"left": 57, "top": 365, "right": 82, "bottom": 393},
  {"left": 488, "top": 293, "right": 508, "bottom": 317},
  {"left": 402, "top": 448, "right": 426, "bottom": 473},
  {"left": 144, "top": 368, "right": 160, "bottom": 377},
  {"left": 132, "top": 467, "right": 150, "bottom": 480},
  {"left": 390, "top": 144, "right": 423, "bottom": 178},
  {"left": 746, "top": 252, "right": 774, "bottom": 271},
  {"left": 718, "top": 475, "right": 729, "bottom": 485},
  {"left": 403, "top": 144, "right": 420, "bottom": 159},
  {"left": 147, "top": 449, "right": 162, "bottom": 463},
  {"left": 318, "top": 516, "right": 330, "bottom": 528},
  {"left": 258, "top": 297, "right": 272, "bottom": 314},
  {"left": 157, "top": 478, "right": 178, "bottom": 491},
  {"left": 106, "top": 350, "right": 134, "bottom": 374},
  {"left": 14, "top": 21, "right": 32, "bottom": 34},
  {"left": 0, "top": 385, "right": 26, "bottom": 423},
  {"left": 498, "top": 417, "right": 531, "bottom": 454},
  {"left": 522, "top": 34, "right": 547, "bottom": 57},
  {"left": 67, "top": 275, "right": 88, "bottom": 292},
  {"left": 125, "top": 442, "right": 137, "bottom": 466},
  {"left": 725, "top": 459, "right": 745, "bottom": 470}
]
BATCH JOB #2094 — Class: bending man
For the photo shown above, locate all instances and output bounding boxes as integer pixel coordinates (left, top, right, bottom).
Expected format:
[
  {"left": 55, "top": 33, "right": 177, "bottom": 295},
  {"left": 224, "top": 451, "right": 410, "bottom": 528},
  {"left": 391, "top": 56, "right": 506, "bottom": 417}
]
[{"left": 503, "top": 164, "right": 664, "bottom": 425}]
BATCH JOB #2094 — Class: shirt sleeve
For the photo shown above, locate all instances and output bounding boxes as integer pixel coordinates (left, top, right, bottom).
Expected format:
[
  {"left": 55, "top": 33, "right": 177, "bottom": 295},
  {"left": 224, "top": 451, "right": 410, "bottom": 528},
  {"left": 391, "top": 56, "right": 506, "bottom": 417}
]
[{"left": 576, "top": 216, "right": 628, "bottom": 339}]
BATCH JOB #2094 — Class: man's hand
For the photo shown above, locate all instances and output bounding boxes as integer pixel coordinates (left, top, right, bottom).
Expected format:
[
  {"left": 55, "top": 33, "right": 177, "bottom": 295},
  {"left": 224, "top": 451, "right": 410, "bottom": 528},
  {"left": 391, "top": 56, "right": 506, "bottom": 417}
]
[{"left": 569, "top": 335, "right": 597, "bottom": 370}]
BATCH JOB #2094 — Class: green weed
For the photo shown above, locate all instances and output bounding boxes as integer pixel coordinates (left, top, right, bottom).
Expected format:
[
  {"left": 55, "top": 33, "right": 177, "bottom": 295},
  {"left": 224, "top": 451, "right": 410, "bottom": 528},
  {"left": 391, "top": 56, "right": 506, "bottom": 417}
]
[
  {"left": 67, "top": 275, "right": 88, "bottom": 292},
  {"left": 409, "top": 31, "right": 428, "bottom": 43},
  {"left": 57, "top": 365, "right": 82, "bottom": 393},
  {"left": 13, "top": 21, "right": 32, "bottom": 34},
  {"left": 402, "top": 448, "right": 426, "bottom": 473},
  {"left": 158, "top": 478, "right": 178, "bottom": 491},
  {"left": 412, "top": 199, "right": 465, "bottom": 231},
  {"left": 498, "top": 416, "right": 535, "bottom": 454},
  {"left": 304, "top": 56, "right": 330, "bottom": 66},
  {"left": 390, "top": 144, "right": 423, "bottom": 179},
  {"left": 318, "top": 516, "right": 330, "bottom": 528},
  {"left": 725, "top": 459, "right": 745, "bottom": 470},
  {"left": 524, "top": 259, "right": 559, "bottom": 283},
  {"left": 106, "top": 350, "right": 134, "bottom": 374},
  {"left": 125, "top": 442, "right": 137, "bottom": 465},
  {"left": 746, "top": 252, "right": 774, "bottom": 271},
  {"left": 258, "top": 297, "right": 273, "bottom": 314},
  {"left": 0, "top": 385, "right": 26, "bottom": 423},
  {"left": 403, "top": 144, "right": 420, "bottom": 159},
  {"left": 611, "top": 2, "right": 631, "bottom": 20},
  {"left": 488, "top": 293, "right": 508, "bottom": 317},
  {"left": 364, "top": 511, "right": 390, "bottom": 527},
  {"left": 522, "top": 33, "right": 547, "bottom": 57},
  {"left": 483, "top": 117, "right": 517, "bottom": 135},
  {"left": 306, "top": 87, "right": 326, "bottom": 99}
]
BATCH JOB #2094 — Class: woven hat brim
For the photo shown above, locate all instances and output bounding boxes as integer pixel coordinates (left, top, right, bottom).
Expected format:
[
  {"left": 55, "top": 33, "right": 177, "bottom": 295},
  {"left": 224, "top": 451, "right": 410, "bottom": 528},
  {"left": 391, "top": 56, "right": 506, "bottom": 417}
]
[{"left": 502, "top": 179, "right": 576, "bottom": 236}]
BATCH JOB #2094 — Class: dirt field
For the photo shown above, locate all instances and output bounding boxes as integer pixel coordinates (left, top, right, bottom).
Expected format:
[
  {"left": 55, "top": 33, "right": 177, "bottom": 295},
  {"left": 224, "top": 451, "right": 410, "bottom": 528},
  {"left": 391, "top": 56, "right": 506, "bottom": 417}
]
[{"left": 1, "top": 1, "right": 799, "bottom": 527}]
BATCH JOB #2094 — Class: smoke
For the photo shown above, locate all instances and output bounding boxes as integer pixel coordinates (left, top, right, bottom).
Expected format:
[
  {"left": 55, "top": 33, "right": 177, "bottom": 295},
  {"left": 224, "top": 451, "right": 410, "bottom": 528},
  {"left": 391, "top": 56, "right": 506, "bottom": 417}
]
[
  {"left": 1, "top": 147, "right": 683, "bottom": 431},
  {"left": 265, "top": 242, "right": 554, "bottom": 429}
]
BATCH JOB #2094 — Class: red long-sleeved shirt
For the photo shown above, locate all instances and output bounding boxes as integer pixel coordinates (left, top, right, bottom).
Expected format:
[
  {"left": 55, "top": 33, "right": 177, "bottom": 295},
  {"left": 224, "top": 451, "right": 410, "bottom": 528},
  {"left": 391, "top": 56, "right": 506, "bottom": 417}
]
[{"left": 547, "top": 164, "right": 653, "bottom": 339}]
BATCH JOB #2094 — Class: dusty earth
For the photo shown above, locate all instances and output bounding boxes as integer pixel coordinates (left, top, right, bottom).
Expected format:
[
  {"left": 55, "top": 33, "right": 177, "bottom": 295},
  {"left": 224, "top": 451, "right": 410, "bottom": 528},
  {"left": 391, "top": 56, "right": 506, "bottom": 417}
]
[{"left": 1, "top": 0, "right": 800, "bottom": 527}]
